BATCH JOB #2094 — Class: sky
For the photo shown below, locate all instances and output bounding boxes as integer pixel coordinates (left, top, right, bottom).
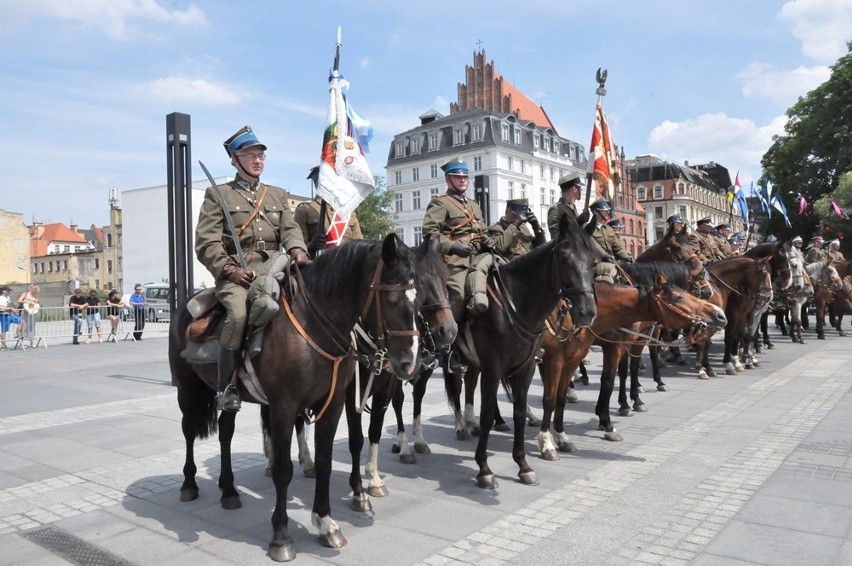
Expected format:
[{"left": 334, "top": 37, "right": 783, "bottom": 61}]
[{"left": 1, "top": 0, "right": 851, "bottom": 228}]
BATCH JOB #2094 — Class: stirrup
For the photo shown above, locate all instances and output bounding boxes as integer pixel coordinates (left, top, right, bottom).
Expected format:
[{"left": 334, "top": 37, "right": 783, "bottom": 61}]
[
  {"left": 445, "top": 349, "right": 467, "bottom": 374},
  {"left": 217, "top": 385, "right": 241, "bottom": 412}
]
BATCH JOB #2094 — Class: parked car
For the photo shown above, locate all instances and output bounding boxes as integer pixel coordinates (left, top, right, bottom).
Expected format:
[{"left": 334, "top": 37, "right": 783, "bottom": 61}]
[{"left": 141, "top": 284, "right": 202, "bottom": 322}]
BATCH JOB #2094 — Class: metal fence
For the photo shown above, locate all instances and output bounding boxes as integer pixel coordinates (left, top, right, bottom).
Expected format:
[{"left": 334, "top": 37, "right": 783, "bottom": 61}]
[{"left": 0, "top": 304, "right": 172, "bottom": 350}]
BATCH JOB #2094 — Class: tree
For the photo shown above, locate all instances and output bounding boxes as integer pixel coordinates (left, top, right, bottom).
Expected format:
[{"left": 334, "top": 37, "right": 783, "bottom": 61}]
[
  {"left": 355, "top": 176, "right": 396, "bottom": 240},
  {"left": 813, "top": 171, "right": 852, "bottom": 252},
  {"left": 760, "top": 41, "right": 852, "bottom": 240}
]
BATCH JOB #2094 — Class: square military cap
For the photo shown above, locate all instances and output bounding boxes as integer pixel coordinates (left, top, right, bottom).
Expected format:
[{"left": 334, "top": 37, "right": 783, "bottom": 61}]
[
  {"left": 558, "top": 172, "right": 584, "bottom": 190},
  {"left": 224, "top": 125, "right": 266, "bottom": 157},
  {"left": 716, "top": 223, "right": 731, "bottom": 231},
  {"left": 506, "top": 198, "right": 529, "bottom": 212}
]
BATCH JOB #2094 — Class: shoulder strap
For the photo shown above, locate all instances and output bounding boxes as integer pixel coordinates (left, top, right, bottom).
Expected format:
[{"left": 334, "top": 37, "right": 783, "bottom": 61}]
[
  {"left": 438, "top": 194, "right": 482, "bottom": 235},
  {"left": 236, "top": 183, "right": 270, "bottom": 236}
]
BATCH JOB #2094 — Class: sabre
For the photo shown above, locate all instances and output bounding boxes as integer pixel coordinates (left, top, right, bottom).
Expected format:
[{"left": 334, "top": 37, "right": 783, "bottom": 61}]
[{"left": 199, "top": 160, "right": 248, "bottom": 272}]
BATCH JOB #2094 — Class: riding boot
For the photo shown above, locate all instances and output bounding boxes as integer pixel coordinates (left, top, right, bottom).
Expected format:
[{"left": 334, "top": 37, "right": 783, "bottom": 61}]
[
  {"left": 217, "top": 348, "right": 241, "bottom": 412},
  {"left": 442, "top": 347, "right": 467, "bottom": 374}
]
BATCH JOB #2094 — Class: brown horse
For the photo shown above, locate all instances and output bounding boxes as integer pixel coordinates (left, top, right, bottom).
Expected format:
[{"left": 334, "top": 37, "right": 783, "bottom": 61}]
[
  {"left": 171, "top": 235, "right": 421, "bottom": 561},
  {"left": 537, "top": 262, "right": 727, "bottom": 457},
  {"left": 805, "top": 261, "right": 849, "bottom": 339}
]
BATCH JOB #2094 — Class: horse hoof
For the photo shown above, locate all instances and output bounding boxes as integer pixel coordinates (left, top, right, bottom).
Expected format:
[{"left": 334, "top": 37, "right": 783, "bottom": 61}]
[
  {"left": 494, "top": 422, "right": 511, "bottom": 432},
  {"left": 744, "top": 363, "right": 754, "bottom": 370},
  {"left": 456, "top": 429, "right": 470, "bottom": 441},
  {"left": 414, "top": 443, "right": 431, "bottom": 454},
  {"left": 617, "top": 407, "right": 631, "bottom": 417},
  {"left": 557, "top": 440, "right": 577, "bottom": 453},
  {"left": 633, "top": 403, "right": 647, "bottom": 413},
  {"left": 698, "top": 369, "right": 709, "bottom": 380},
  {"left": 518, "top": 471, "right": 539, "bottom": 486},
  {"left": 179, "top": 488, "right": 198, "bottom": 502},
  {"left": 678, "top": 360, "right": 687, "bottom": 366},
  {"left": 400, "top": 453, "right": 417, "bottom": 465},
  {"left": 637, "top": 386, "right": 645, "bottom": 394},
  {"left": 350, "top": 494, "right": 372, "bottom": 512},
  {"left": 767, "top": 343, "right": 775, "bottom": 349},
  {"left": 567, "top": 391, "right": 579, "bottom": 404},
  {"left": 303, "top": 468, "right": 317, "bottom": 479},
  {"left": 367, "top": 484, "right": 389, "bottom": 498},
  {"left": 657, "top": 361, "right": 667, "bottom": 368},
  {"left": 541, "top": 449, "right": 559, "bottom": 461},
  {"left": 476, "top": 474, "right": 498, "bottom": 490},
  {"left": 269, "top": 542, "right": 297, "bottom": 562},
  {"left": 579, "top": 376, "right": 589, "bottom": 386},
  {"left": 657, "top": 384, "right": 668, "bottom": 392},
  {"left": 221, "top": 495, "right": 242, "bottom": 510},
  {"left": 319, "top": 530, "right": 348, "bottom": 549},
  {"left": 706, "top": 367, "right": 716, "bottom": 377},
  {"left": 818, "top": 334, "right": 826, "bottom": 340},
  {"left": 527, "top": 416, "right": 542, "bottom": 427},
  {"left": 604, "top": 431, "right": 624, "bottom": 442},
  {"left": 391, "top": 443, "right": 400, "bottom": 454},
  {"left": 799, "top": 339, "right": 806, "bottom": 344},
  {"left": 840, "top": 331, "right": 847, "bottom": 337},
  {"left": 470, "top": 425, "right": 481, "bottom": 437},
  {"left": 725, "top": 368, "right": 736, "bottom": 375}
]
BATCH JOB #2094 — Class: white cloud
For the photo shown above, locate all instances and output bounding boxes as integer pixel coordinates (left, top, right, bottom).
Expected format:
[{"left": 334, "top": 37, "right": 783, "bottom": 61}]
[
  {"left": 7, "top": 0, "right": 206, "bottom": 40},
  {"left": 433, "top": 96, "right": 449, "bottom": 111},
  {"left": 737, "top": 62, "right": 831, "bottom": 106},
  {"left": 148, "top": 77, "right": 241, "bottom": 106},
  {"left": 360, "top": 57, "right": 371, "bottom": 69},
  {"left": 779, "top": 0, "right": 852, "bottom": 61},
  {"left": 647, "top": 113, "right": 788, "bottom": 182}
]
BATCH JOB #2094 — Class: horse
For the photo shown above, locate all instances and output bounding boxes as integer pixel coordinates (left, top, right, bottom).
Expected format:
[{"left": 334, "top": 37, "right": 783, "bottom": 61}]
[
  {"left": 171, "top": 234, "right": 421, "bottom": 562},
  {"left": 741, "top": 241, "right": 792, "bottom": 363},
  {"left": 445, "top": 217, "right": 598, "bottom": 489},
  {"left": 537, "top": 262, "right": 727, "bottom": 457},
  {"left": 805, "top": 261, "right": 848, "bottom": 339}
]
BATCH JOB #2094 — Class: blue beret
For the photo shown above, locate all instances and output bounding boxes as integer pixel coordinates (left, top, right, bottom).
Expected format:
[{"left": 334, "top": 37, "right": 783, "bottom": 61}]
[
  {"left": 224, "top": 125, "right": 267, "bottom": 157},
  {"left": 441, "top": 159, "right": 469, "bottom": 176}
]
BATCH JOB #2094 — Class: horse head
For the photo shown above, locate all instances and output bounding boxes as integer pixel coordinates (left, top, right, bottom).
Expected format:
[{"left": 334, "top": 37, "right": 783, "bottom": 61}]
[
  {"left": 553, "top": 216, "right": 597, "bottom": 328},
  {"left": 414, "top": 234, "right": 457, "bottom": 350}
]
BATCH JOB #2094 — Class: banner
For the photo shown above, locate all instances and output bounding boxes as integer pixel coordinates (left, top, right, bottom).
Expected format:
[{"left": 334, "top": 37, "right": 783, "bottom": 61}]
[{"left": 588, "top": 103, "right": 620, "bottom": 201}]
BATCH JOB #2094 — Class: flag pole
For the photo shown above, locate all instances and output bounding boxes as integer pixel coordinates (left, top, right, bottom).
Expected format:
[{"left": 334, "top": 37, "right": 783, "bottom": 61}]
[
  {"left": 585, "top": 68, "right": 607, "bottom": 209},
  {"left": 317, "top": 27, "right": 343, "bottom": 252}
]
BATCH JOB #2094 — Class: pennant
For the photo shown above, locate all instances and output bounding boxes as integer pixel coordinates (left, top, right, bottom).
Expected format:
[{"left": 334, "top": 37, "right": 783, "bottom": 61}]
[
  {"left": 727, "top": 172, "right": 740, "bottom": 205},
  {"left": 758, "top": 183, "right": 772, "bottom": 217},
  {"left": 831, "top": 200, "right": 850, "bottom": 220},
  {"left": 587, "top": 103, "right": 620, "bottom": 201},
  {"left": 734, "top": 182, "right": 749, "bottom": 228},
  {"left": 770, "top": 193, "right": 791, "bottom": 228},
  {"left": 316, "top": 44, "right": 376, "bottom": 248},
  {"left": 798, "top": 193, "right": 808, "bottom": 215}
]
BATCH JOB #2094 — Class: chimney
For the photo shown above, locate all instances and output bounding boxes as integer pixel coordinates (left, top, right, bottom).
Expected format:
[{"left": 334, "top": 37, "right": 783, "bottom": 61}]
[
  {"left": 684, "top": 160, "right": 689, "bottom": 166},
  {"left": 70, "top": 224, "right": 78, "bottom": 233}
]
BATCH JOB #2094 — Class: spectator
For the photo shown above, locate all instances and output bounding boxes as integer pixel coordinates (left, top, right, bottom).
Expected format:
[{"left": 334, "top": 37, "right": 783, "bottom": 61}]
[
  {"left": 106, "top": 290, "right": 126, "bottom": 339},
  {"left": 16, "top": 283, "right": 40, "bottom": 348},
  {"left": 1, "top": 285, "right": 24, "bottom": 350},
  {"left": 129, "top": 283, "right": 147, "bottom": 341},
  {"left": 68, "top": 288, "right": 87, "bottom": 345},
  {"left": 85, "top": 289, "right": 103, "bottom": 343}
]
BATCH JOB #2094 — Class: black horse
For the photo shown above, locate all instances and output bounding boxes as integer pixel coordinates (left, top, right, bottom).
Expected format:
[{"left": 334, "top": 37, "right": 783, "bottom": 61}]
[
  {"left": 446, "top": 217, "right": 597, "bottom": 489},
  {"left": 170, "top": 234, "right": 420, "bottom": 562}
]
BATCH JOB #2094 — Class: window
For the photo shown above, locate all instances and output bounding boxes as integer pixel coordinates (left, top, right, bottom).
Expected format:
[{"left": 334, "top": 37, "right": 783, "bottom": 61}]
[
  {"left": 520, "top": 183, "right": 527, "bottom": 198},
  {"left": 412, "top": 190, "right": 421, "bottom": 210},
  {"left": 473, "top": 156, "right": 482, "bottom": 171},
  {"left": 395, "top": 140, "right": 405, "bottom": 158},
  {"left": 107, "top": 234, "right": 113, "bottom": 247},
  {"left": 431, "top": 187, "right": 439, "bottom": 198},
  {"left": 32, "top": 264, "right": 37, "bottom": 274},
  {"left": 413, "top": 226, "right": 423, "bottom": 246},
  {"left": 394, "top": 170, "right": 402, "bottom": 185},
  {"left": 550, "top": 188, "right": 556, "bottom": 204},
  {"left": 540, "top": 164, "right": 545, "bottom": 178},
  {"left": 472, "top": 123, "right": 484, "bottom": 141},
  {"left": 550, "top": 167, "right": 555, "bottom": 181},
  {"left": 395, "top": 227, "right": 404, "bottom": 242},
  {"left": 63, "top": 260, "right": 68, "bottom": 271},
  {"left": 540, "top": 186, "right": 546, "bottom": 204},
  {"left": 430, "top": 164, "right": 438, "bottom": 178},
  {"left": 394, "top": 193, "right": 403, "bottom": 213},
  {"left": 48, "top": 261, "right": 53, "bottom": 272},
  {"left": 53, "top": 245, "right": 59, "bottom": 253},
  {"left": 411, "top": 137, "right": 421, "bottom": 154},
  {"left": 655, "top": 206, "right": 663, "bottom": 219},
  {"left": 677, "top": 182, "right": 685, "bottom": 195},
  {"left": 653, "top": 185, "right": 663, "bottom": 199},
  {"left": 63, "top": 245, "right": 70, "bottom": 253},
  {"left": 508, "top": 181, "right": 515, "bottom": 199},
  {"left": 428, "top": 132, "right": 440, "bottom": 150},
  {"left": 507, "top": 156, "right": 513, "bottom": 171},
  {"left": 453, "top": 128, "right": 465, "bottom": 145},
  {"left": 514, "top": 127, "right": 522, "bottom": 145},
  {"left": 501, "top": 123, "right": 510, "bottom": 141},
  {"left": 637, "top": 187, "right": 646, "bottom": 200},
  {"left": 520, "top": 160, "right": 527, "bottom": 174},
  {"left": 534, "top": 135, "right": 540, "bottom": 150},
  {"left": 412, "top": 167, "right": 420, "bottom": 182},
  {"left": 679, "top": 205, "right": 687, "bottom": 218},
  {"left": 108, "top": 260, "right": 113, "bottom": 274},
  {"left": 552, "top": 140, "right": 559, "bottom": 154}
]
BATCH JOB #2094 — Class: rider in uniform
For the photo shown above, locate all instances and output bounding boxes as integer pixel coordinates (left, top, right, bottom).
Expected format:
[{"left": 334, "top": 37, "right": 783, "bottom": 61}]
[
  {"left": 488, "top": 199, "right": 545, "bottom": 260},
  {"left": 422, "top": 158, "right": 494, "bottom": 372},
  {"left": 196, "top": 125, "right": 311, "bottom": 412},
  {"left": 547, "top": 173, "right": 584, "bottom": 238},
  {"left": 713, "top": 223, "right": 735, "bottom": 258},
  {"left": 827, "top": 239, "right": 846, "bottom": 263},
  {"left": 805, "top": 235, "right": 825, "bottom": 264},
  {"left": 587, "top": 198, "right": 630, "bottom": 281},
  {"left": 295, "top": 166, "right": 363, "bottom": 258},
  {"left": 693, "top": 218, "right": 723, "bottom": 263},
  {"left": 791, "top": 235, "right": 804, "bottom": 252}
]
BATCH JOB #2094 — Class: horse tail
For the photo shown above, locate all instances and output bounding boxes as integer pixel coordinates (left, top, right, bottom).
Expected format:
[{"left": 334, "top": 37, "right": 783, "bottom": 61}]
[
  {"left": 500, "top": 376, "right": 515, "bottom": 404},
  {"left": 170, "top": 306, "right": 218, "bottom": 441}
]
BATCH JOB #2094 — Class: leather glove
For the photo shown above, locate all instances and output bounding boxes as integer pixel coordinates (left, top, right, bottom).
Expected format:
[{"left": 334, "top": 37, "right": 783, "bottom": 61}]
[
  {"left": 479, "top": 234, "right": 495, "bottom": 251},
  {"left": 222, "top": 263, "right": 253, "bottom": 288},
  {"left": 526, "top": 212, "right": 541, "bottom": 229},
  {"left": 448, "top": 241, "right": 472, "bottom": 258},
  {"left": 308, "top": 232, "right": 327, "bottom": 254},
  {"left": 289, "top": 248, "right": 312, "bottom": 267},
  {"left": 513, "top": 211, "right": 529, "bottom": 227},
  {"left": 600, "top": 254, "right": 615, "bottom": 263}
]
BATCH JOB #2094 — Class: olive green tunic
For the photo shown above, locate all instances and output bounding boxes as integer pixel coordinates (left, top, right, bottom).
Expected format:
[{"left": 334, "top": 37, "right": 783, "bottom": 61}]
[
  {"left": 547, "top": 199, "right": 579, "bottom": 239},
  {"left": 195, "top": 179, "right": 307, "bottom": 349},
  {"left": 293, "top": 198, "right": 363, "bottom": 244},
  {"left": 590, "top": 223, "right": 630, "bottom": 261},
  {"left": 487, "top": 219, "right": 543, "bottom": 260},
  {"left": 805, "top": 246, "right": 826, "bottom": 264},
  {"left": 713, "top": 234, "right": 735, "bottom": 258}
]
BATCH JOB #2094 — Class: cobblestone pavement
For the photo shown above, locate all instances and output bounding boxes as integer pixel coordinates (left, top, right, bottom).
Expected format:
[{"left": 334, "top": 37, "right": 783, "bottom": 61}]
[{"left": 1, "top": 326, "right": 851, "bottom": 565}]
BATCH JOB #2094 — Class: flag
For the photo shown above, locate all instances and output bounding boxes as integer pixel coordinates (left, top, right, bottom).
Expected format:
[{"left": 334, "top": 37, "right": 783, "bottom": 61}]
[
  {"left": 798, "top": 193, "right": 808, "bottom": 215},
  {"left": 758, "top": 183, "right": 772, "bottom": 217},
  {"left": 316, "top": 35, "right": 375, "bottom": 248},
  {"left": 770, "top": 193, "right": 791, "bottom": 228},
  {"left": 831, "top": 200, "right": 850, "bottom": 220},
  {"left": 727, "top": 172, "right": 740, "bottom": 205},
  {"left": 587, "top": 102, "right": 620, "bottom": 201},
  {"left": 734, "top": 182, "right": 749, "bottom": 228}
]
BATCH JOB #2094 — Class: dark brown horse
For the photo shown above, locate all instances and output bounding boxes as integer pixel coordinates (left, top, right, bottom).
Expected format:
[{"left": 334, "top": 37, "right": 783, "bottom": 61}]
[
  {"left": 171, "top": 235, "right": 420, "bottom": 561},
  {"left": 445, "top": 217, "right": 598, "bottom": 489}
]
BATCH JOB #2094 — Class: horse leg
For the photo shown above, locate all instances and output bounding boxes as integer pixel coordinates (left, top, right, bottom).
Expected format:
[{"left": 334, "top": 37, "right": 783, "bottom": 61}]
[
  {"left": 344, "top": 382, "right": 370, "bottom": 512},
  {"left": 723, "top": 326, "right": 737, "bottom": 375},
  {"left": 178, "top": 378, "right": 216, "bottom": 502},
  {"left": 596, "top": 344, "right": 623, "bottom": 441},
  {"left": 474, "top": 370, "right": 500, "bottom": 489},
  {"left": 493, "top": 402, "right": 511, "bottom": 432},
  {"left": 510, "top": 369, "right": 538, "bottom": 486},
  {"left": 538, "top": 346, "right": 562, "bottom": 460},
  {"left": 577, "top": 360, "right": 590, "bottom": 386},
  {"left": 649, "top": 343, "right": 667, "bottom": 390},
  {"left": 761, "top": 310, "right": 774, "bottom": 349},
  {"left": 816, "top": 300, "right": 826, "bottom": 339},
  {"left": 553, "top": 362, "right": 578, "bottom": 453},
  {"left": 390, "top": 381, "right": 411, "bottom": 458},
  {"left": 617, "top": 355, "right": 631, "bottom": 417},
  {"left": 464, "top": 369, "right": 481, "bottom": 436},
  {"left": 268, "top": 408, "right": 297, "bottom": 562},
  {"left": 217, "top": 410, "right": 241, "bottom": 510},
  {"left": 801, "top": 302, "right": 810, "bottom": 330},
  {"left": 443, "top": 369, "right": 468, "bottom": 440},
  {"left": 411, "top": 370, "right": 433, "bottom": 455},
  {"left": 294, "top": 417, "right": 315, "bottom": 478},
  {"left": 364, "top": 379, "right": 395, "bottom": 498},
  {"left": 311, "top": 400, "right": 348, "bottom": 551},
  {"left": 629, "top": 348, "right": 646, "bottom": 412}
]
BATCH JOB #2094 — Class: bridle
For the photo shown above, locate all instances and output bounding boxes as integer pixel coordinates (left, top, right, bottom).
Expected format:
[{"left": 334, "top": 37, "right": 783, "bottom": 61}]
[{"left": 665, "top": 236, "right": 711, "bottom": 298}]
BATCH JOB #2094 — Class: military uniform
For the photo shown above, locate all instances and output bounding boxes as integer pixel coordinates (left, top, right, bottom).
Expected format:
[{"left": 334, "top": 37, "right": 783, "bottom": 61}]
[
  {"left": 713, "top": 233, "right": 735, "bottom": 258},
  {"left": 805, "top": 244, "right": 826, "bottom": 264},
  {"left": 196, "top": 179, "right": 306, "bottom": 349},
  {"left": 590, "top": 222, "right": 630, "bottom": 261},
  {"left": 827, "top": 246, "right": 846, "bottom": 264},
  {"left": 422, "top": 192, "right": 487, "bottom": 320},
  {"left": 294, "top": 197, "right": 363, "bottom": 248},
  {"left": 547, "top": 199, "right": 579, "bottom": 239},
  {"left": 488, "top": 219, "right": 539, "bottom": 260}
]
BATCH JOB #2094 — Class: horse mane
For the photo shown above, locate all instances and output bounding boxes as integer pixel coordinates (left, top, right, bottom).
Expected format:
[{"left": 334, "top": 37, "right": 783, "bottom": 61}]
[
  {"left": 414, "top": 234, "right": 446, "bottom": 283},
  {"left": 744, "top": 242, "right": 776, "bottom": 258},
  {"left": 621, "top": 261, "right": 690, "bottom": 290}
]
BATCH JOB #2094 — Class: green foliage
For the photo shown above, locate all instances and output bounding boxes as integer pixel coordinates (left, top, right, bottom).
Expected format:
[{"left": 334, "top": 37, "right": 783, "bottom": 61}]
[
  {"left": 813, "top": 171, "right": 852, "bottom": 252},
  {"left": 761, "top": 41, "right": 852, "bottom": 239},
  {"left": 356, "top": 176, "right": 396, "bottom": 240}
]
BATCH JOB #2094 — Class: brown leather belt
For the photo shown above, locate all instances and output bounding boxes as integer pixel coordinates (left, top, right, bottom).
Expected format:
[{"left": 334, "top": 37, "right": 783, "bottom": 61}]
[{"left": 226, "top": 240, "right": 279, "bottom": 254}]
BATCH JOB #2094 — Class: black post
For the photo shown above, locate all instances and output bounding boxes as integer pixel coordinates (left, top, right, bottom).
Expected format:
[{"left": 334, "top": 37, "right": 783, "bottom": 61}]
[
  {"left": 474, "top": 174, "right": 490, "bottom": 225},
  {"left": 166, "top": 112, "right": 194, "bottom": 322}
]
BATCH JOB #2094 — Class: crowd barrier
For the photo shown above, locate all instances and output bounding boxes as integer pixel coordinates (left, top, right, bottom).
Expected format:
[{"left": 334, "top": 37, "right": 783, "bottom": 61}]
[{"left": 0, "top": 304, "right": 172, "bottom": 351}]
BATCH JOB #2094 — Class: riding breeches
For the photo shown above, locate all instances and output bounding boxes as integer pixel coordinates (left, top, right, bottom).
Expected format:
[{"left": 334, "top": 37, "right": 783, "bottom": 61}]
[{"left": 215, "top": 279, "right": 248, "bottom": 350}]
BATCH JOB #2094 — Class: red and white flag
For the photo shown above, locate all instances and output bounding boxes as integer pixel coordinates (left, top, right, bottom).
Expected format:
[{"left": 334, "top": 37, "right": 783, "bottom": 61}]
[{"left": 588, "top": 102, "right": 620, "bottom": 201}]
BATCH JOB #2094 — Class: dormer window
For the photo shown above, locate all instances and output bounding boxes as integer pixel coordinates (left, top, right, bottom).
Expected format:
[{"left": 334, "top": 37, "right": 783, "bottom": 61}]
[
  {"left": 453, "top": 128, "right": 465, "bottom": 146},
  {"left": 395, "top": 140, "right": 405, "bottom": 158},
  {"left": 428, "top": 132, "right": 440, "bottom": 150},
  {"left": 472, "top": 122, "right": 484, "bottom": 142},
  {"left": 411, "top": 137, "right": 421, "bottom": 154}
]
